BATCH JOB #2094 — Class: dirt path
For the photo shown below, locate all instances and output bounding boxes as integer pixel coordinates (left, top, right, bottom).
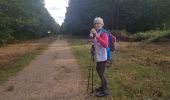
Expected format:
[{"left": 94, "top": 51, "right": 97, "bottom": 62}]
[{"left": 0, "top": 36, "right": 92, "bottom": 100}]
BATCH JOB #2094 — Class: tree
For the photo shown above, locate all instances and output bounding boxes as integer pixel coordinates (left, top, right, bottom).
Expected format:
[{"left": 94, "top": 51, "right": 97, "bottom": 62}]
[
  {"left": 0, "top": 0, "right": 60, "bottom": 43},
  {"left": 63, "top": 0, "right": 170, "bottom": 36}
]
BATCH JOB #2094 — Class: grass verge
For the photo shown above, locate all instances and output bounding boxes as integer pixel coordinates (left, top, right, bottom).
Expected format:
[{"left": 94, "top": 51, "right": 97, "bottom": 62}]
[
  {"left": 67, "top": 36, "right": 170, "bottom": 100},
  {"left": 0, "top": 47, "right": 44, "bottom": 85},
  {"left": 0, "top": 35, "right": 57, "bottom": 85}
]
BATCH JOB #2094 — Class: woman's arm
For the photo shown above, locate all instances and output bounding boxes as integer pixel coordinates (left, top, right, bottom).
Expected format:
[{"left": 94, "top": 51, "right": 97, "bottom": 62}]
[{"left": 96, "top": 32, "right": 108, "bottom": 48}]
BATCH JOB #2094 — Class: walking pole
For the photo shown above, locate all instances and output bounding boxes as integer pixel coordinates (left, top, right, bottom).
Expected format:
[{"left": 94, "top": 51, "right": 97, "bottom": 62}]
[
  {"left": 87, "top": 53, "right": 92, "bottom": 92},
  {"left": 87, "top": 64, "right": 91, "bottom": 92},
  {"left": 91, "top": 54, "right": 94, "bottom": 93},
  {"left": 87, "top": 44, "right": 95, "bottom": 93}
]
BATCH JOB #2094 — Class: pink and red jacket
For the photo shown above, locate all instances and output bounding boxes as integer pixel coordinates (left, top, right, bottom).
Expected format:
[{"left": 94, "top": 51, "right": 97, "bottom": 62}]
[{"left": 93, "top": 28, "right": 108, "bottom": 62}]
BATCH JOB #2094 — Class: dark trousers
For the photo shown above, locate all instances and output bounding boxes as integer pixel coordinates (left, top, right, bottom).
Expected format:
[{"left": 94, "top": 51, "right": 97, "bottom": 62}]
[{"left": 96, "top": 61, "right": 107, "bottom": 90}]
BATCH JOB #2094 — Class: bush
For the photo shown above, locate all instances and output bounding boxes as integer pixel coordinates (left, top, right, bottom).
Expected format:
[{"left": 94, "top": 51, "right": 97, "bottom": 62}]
[
  {"left": 132, "top": 30, "right": 170, "bottom": 42},
  {"left": 149, "top": 30, "right": 170, "bottom": 42}
]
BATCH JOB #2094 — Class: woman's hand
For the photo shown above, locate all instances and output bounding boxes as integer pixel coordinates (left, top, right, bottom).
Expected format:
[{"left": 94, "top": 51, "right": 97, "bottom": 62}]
[{"left": 90, "top": 28, "right": 98, "bottom": 37}]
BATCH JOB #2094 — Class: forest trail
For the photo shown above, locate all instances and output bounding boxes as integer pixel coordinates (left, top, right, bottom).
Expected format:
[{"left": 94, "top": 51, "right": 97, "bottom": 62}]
[{"left": 0, "top": 35, "right": 92, "bottom": 100}]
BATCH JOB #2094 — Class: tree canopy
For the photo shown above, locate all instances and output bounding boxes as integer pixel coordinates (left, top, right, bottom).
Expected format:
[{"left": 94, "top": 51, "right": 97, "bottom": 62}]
[
  {"left": 63, "top": 0, "right": 170, "bottom": 36},
  {"left": 0, "top": 0, "right": 60, "bottom": 43}
]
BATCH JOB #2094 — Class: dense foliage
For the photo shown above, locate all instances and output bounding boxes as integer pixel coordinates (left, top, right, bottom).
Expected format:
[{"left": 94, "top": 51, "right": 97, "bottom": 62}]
[
  {"left": 63, "top": 0, "right": 170, "bottom": 36},
  {"left": 0, "top": 0, "right": 60, "bottom": 44}
]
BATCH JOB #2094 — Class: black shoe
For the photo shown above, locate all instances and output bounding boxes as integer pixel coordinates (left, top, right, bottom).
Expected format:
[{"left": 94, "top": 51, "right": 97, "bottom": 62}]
[
  {"left": 96, "top": 90, "right": 109, "bottom": 97},
  {"left": 95, "top": 87, "right": 103, "bottom": 92}
]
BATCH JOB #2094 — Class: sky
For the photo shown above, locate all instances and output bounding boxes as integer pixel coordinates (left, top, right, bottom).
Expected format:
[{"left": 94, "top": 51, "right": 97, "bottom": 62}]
[{"left": 44, "top": 0, "right": 69, "bottom": 25}]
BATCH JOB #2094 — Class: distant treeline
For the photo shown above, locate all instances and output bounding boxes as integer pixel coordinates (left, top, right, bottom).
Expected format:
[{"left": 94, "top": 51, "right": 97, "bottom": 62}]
[
  {"left": 63, "top": 0, "right": 170, "bottom": 36},
  {"left": 0, "top": 0, "right": 60, "bottom": 44}
]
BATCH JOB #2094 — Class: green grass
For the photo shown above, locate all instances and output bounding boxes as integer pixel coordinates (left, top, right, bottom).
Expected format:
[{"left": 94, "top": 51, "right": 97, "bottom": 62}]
[
  {"left": 0, "top": 47, "right": 44, "bottom": 85},
  {"left": 67, "top": 36, "right": 170, "bottom": 100}
]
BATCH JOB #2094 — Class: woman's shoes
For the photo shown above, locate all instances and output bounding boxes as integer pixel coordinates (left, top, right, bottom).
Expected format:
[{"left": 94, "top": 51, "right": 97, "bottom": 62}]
[
  {"left": 95, "top": 87, "right": 103, "bottom": 92},
  {"left": 96, "top": 90, "right": 109, "bottom": 97},
  {"left": 95, "top": 87, "right": 109, "bottom": 97}
]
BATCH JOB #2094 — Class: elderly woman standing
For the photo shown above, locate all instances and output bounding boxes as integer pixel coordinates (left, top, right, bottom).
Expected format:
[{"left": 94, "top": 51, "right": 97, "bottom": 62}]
[{"left": 89, "top": 17, "right": 110, "bottom": 97}]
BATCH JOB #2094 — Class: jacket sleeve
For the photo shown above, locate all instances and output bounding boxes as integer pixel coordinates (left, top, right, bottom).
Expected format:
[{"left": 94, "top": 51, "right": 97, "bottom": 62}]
[{"left": 96, "top": 32, "right": 108, "bottom": 48}]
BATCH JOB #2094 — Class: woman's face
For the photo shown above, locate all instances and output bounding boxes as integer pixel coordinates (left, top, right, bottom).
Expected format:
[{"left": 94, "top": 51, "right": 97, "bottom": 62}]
[{"left": 93, "top": 22, "right": 102, "bottom": 30}]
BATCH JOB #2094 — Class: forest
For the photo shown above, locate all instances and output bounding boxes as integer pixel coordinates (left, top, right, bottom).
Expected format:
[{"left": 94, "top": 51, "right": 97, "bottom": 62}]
[
  {"left": 1, "top": 0, "right": 170, "bottom": 43},
  {"left": 0, "top": 0, "right": 60, "bottom": 44},
  {"left": 63, "top": 0, "right": 170, "bottom": 41}
]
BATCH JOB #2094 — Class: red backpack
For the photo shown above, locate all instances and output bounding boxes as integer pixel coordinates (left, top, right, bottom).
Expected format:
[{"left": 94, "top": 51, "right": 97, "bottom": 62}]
[
  {"left": 99, "top": 28, "right": 117, "bottom": 52},
  {"left": 108, "top": 33, "right": 116, "bottom": 51}
]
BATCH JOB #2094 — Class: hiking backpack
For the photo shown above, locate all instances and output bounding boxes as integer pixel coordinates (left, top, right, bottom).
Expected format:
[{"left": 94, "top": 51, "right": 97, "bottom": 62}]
[
  {"left": 101, "top": 29, "right": 116, "bottom": 52},
  {"left": 108, "top": 33, "right": 116, "bottom": 52}
]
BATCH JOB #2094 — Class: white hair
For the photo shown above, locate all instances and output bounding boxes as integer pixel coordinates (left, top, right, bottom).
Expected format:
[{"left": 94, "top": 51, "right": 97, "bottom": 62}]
[{"left": 93, "top": 17, "right": 104, "bottom": 26}]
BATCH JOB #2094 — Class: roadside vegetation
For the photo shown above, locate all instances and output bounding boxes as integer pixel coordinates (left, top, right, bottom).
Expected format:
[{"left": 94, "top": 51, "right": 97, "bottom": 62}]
[
  {"left": 132, "top": 30, "right": 170, "bottom": 42},
  {"left": 67, "top": 36, "right": 170, "bottom": 100},
  {"left": 108, "top": 30, "right": 170, "bottom": 43}
]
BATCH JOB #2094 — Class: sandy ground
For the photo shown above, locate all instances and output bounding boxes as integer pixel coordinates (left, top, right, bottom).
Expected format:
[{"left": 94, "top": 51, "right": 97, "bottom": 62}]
[{"left": 0, "top": 36, "right": 93, "bottom": 100}]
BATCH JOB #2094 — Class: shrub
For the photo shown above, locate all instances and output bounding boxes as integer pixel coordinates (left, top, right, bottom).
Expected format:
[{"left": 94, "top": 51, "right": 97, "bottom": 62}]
[
  {"left": 132, "top": 30, "right": 170, "bottom": 42},
  {"left": 149, "top": 30, "right": 170, "bottom": 42}
]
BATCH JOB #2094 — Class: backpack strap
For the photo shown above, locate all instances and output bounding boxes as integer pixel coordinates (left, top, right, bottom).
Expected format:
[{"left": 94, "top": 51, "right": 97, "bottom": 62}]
[{"left": 97, "top": 28, "right": 106, "bottom": 35}]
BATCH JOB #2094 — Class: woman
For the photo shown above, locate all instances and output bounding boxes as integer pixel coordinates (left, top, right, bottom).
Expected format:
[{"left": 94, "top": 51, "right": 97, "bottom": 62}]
[{"left": 89, "top": 17, "right": 110, "bottom": 97}]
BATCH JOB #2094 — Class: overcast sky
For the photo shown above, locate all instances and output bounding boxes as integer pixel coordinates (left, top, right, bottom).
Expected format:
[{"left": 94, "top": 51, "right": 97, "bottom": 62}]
[{"left": 44, "top": 0, "right": 68, "bottom": 25}]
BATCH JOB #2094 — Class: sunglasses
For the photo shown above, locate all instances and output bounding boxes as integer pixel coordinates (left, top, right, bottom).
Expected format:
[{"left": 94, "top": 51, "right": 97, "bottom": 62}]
[{"left": 93, "top": 23, "right": 101, "bottom": 25}]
